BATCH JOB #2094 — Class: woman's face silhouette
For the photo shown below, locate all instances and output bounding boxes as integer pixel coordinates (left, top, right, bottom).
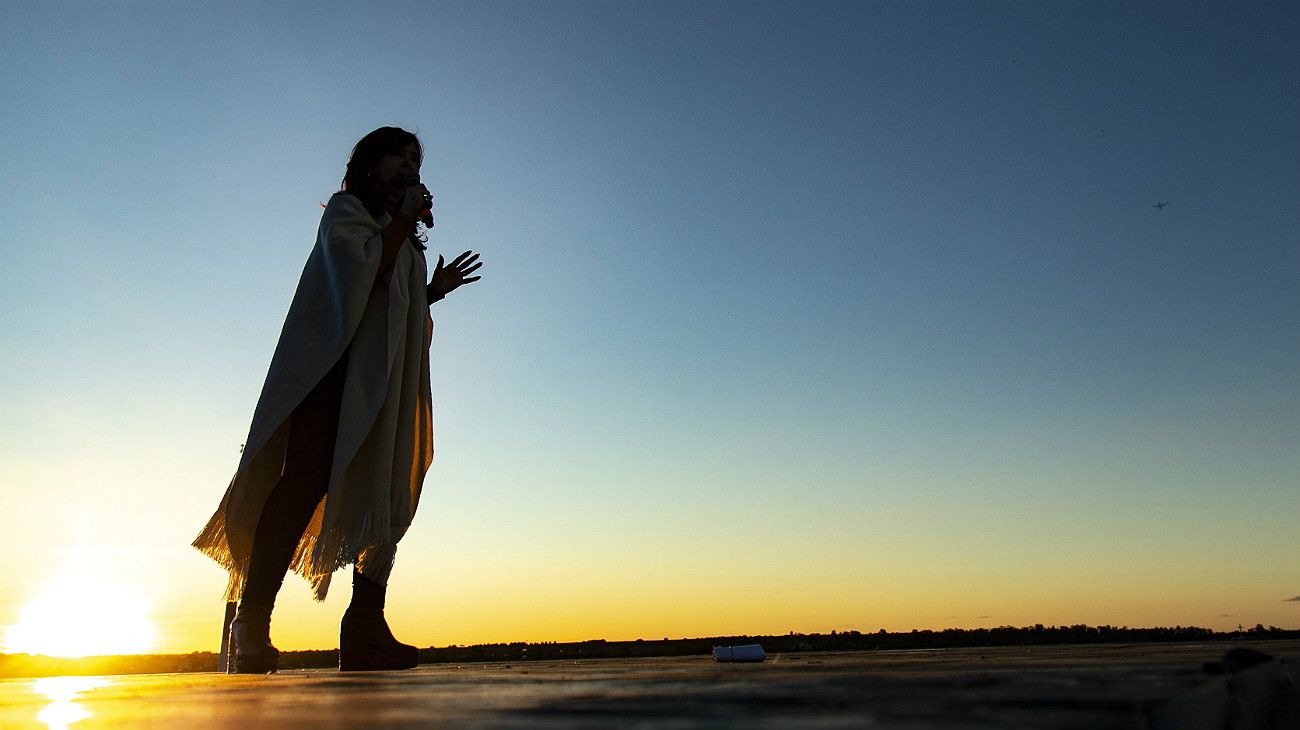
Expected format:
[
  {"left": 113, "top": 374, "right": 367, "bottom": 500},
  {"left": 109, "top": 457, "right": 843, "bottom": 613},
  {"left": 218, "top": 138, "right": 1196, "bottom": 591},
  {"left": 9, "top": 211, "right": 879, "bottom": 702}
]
[{"left": 369, "top": 142, "right": 422, "bottom": 201}]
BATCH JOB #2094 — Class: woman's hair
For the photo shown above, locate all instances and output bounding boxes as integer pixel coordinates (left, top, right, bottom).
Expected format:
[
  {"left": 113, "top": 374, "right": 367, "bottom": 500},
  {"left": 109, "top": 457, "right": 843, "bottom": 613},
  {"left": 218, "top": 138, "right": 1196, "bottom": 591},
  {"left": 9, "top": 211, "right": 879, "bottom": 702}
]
[{"left": 340, "top": 127, "right": 423, "bottom": 217}]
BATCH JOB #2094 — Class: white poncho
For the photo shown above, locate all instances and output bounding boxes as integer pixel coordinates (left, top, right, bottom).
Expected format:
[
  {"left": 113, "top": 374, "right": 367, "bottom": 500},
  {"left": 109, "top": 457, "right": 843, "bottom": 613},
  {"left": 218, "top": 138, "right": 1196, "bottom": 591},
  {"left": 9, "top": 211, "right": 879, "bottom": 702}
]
[{"left": 194, "top": 192, "right": 434, "bottom": 601}]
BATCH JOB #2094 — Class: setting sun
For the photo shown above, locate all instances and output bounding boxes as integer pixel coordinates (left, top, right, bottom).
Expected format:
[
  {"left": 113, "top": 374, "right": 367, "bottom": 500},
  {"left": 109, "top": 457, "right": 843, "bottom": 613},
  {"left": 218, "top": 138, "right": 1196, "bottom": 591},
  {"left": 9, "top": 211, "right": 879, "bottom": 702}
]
[{"left": 5, "top": 569, "right": 156, "bottom": 658}]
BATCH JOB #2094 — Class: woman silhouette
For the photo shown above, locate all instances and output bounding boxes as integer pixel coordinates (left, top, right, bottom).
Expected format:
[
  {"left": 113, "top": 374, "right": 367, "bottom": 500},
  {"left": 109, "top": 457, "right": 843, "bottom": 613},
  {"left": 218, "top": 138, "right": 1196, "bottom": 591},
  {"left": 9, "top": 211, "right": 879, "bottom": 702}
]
[{"left": 193, "top": 127, "right": 481, "bottom": 673}]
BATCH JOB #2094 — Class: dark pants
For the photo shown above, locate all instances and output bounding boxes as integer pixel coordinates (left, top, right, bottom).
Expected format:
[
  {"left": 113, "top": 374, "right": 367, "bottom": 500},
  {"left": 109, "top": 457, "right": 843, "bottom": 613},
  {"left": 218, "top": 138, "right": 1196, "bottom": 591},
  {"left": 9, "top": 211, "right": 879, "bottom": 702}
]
[{"left": 241, "top": 351, "right": 349, "bottom": 607}]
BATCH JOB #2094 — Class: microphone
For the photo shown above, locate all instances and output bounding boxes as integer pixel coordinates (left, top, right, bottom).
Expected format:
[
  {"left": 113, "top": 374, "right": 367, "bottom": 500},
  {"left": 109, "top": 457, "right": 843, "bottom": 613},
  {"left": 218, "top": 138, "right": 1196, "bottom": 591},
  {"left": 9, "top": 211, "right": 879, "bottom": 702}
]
[{"left": 401, "top": 173, "right": 434, "bottom": 227}]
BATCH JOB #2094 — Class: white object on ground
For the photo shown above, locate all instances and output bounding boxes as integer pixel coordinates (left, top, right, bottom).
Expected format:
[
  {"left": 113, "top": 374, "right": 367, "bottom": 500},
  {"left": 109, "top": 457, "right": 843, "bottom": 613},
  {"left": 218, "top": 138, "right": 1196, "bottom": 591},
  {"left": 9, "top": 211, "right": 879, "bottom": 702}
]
[{"left": 713, "top": 644, "right": 766, "bottom": 662}]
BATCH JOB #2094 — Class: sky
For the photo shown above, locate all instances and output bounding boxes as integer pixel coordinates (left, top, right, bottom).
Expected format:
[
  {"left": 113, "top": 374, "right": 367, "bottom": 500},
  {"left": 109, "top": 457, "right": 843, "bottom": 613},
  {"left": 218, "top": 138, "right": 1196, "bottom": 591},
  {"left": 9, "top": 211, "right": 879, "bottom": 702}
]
[{"left": 0, "top": 0, "right": 1297, "bottom": 655}]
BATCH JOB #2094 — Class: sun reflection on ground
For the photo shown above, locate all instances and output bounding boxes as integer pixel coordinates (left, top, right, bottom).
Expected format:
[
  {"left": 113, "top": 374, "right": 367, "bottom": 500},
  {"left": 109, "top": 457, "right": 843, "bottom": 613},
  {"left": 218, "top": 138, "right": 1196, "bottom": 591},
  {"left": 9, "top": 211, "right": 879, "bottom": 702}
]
[{"left": 31, "top": 676, "right": 111, "bottom": 730}]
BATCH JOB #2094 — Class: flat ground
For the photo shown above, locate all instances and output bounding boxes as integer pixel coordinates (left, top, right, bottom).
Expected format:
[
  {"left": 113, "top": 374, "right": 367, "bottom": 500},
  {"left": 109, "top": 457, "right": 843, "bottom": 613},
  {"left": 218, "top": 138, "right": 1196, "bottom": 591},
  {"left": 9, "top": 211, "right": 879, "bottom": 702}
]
[{"left": 1, "top": 640, "right": 1296, "bottom": 729}]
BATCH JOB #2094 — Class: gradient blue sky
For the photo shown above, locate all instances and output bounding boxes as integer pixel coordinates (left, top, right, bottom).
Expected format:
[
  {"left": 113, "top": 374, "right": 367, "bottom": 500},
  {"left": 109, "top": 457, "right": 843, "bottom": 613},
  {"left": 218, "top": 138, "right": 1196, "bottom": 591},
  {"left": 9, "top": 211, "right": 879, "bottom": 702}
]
[{"left": 1, "top": 1, "right": 1297, "bottom": 652}]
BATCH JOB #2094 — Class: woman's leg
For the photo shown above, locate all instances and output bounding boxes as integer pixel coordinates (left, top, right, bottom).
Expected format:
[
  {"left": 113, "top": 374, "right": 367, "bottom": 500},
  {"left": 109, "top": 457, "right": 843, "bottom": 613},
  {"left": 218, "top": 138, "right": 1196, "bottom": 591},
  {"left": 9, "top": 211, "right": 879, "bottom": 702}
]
[
  {"left": 349, "top": 542, "right": 397, "bottom": 611},
  {"left": 229, "top": 353, "right": 348, "bottom": 672},
  {"left": 240, "top": 352, "right": 348, "bottom": 608},
  {"left": 341, "top": 549, "right": 419, "bottom": 671},
  {"left": 238, "top": 462, "right": 331, "bottom": 607}
]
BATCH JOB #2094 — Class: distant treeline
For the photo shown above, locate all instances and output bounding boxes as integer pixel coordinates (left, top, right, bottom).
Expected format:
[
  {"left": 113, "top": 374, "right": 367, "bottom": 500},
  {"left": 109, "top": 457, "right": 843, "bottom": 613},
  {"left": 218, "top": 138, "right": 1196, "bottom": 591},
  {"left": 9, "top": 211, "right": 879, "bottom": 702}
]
[
  {"left": 420, "top": 624, "right": 1299, "bottom": 663},
  {"left": 1, "top": 624, "right": 1295, "bottom": 679}
]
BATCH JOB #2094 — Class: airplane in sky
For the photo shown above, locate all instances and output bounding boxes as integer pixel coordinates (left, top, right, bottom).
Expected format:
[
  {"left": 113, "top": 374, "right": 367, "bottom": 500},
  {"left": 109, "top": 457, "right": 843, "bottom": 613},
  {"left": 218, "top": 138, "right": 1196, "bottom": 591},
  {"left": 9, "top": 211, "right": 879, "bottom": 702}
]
[{"left": 1152, "top": 201, "right": 1168, "bottom": 209}]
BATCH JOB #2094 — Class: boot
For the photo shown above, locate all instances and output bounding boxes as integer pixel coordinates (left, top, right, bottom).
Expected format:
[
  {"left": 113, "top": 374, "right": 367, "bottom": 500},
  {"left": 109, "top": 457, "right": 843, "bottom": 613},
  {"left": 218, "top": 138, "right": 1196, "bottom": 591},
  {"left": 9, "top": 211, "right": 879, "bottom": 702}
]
[
  {"left": 339, "top": 609, "right": 419, "bottom": 671},
  {"left": 227, "top": 602, "right": 279, "bottom": 674}
]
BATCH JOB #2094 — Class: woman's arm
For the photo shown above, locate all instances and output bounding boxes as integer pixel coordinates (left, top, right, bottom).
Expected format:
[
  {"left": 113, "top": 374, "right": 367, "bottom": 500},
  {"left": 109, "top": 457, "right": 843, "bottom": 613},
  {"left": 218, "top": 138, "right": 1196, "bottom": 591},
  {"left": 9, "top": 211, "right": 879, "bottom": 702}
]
[
  {"left": 374, "top": 212, "right": 418, "bottom": 284},
  {"left": 373, "top": 184, "right": 429, "bottom": 286}
]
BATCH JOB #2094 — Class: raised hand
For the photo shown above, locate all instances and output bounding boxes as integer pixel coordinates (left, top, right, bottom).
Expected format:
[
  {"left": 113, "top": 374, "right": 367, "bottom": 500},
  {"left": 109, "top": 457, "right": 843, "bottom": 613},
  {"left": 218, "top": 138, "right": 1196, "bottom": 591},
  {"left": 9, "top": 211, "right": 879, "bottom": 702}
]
[{"left": 428, "top": 250, "right": 482, "bottom": 303}]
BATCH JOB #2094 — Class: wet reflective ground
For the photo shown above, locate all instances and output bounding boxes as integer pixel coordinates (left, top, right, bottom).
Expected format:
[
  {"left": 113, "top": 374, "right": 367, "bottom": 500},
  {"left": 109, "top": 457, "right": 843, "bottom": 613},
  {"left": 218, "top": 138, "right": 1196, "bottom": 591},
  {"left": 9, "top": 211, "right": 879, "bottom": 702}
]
[{"left": 1, "top": 641, "right": 1296, "bottom": 729}]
